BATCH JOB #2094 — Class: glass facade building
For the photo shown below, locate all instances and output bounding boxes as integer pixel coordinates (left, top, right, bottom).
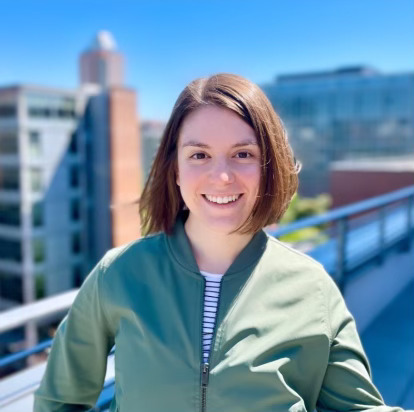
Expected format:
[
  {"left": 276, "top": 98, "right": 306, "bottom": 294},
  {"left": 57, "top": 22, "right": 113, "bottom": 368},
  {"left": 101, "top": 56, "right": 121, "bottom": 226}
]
[{"left": 262, "top": 67, "right": 414, "bottom": 195}]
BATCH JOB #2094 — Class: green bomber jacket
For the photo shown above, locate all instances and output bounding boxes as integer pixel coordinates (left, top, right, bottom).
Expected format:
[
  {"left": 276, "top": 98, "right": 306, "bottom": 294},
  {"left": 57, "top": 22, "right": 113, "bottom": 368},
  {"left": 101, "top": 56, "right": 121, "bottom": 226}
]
[{"left": 34, "top": 215, "right": 408, "bottom": 412}]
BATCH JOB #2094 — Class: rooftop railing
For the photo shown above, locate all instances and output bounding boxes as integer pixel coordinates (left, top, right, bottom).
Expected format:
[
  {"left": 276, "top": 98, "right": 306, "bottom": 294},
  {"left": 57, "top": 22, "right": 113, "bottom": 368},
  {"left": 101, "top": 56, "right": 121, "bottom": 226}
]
[
  {"left": 1, "top": 185, "right": 413, "bottom": 411},
  {"left": 268, "top": 185, "right": 414, "bottom": 290}
]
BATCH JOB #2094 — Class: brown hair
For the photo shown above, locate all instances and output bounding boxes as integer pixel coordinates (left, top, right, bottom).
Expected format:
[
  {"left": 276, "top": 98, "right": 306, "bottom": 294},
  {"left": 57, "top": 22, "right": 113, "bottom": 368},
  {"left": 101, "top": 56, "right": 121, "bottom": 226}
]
[{"left": 139, "top": 73, "right": 301, "bottom": 235}]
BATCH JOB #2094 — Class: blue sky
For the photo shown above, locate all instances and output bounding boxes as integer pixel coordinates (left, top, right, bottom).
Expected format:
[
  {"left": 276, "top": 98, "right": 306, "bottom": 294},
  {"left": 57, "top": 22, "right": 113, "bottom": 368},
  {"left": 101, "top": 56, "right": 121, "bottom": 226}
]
[{"left": 1, "top": 0, "right": 413, "bottom": 120}]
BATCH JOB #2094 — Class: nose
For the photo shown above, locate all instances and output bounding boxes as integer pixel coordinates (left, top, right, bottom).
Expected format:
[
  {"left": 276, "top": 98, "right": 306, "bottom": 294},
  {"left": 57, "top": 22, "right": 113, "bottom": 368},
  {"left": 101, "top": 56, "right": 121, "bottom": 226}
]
[
  {"left": 209, "top": 158, "right": 235, "bottom": 184},
  {"left": 219, "top": 172, "right": 232, "bottom": 183}
]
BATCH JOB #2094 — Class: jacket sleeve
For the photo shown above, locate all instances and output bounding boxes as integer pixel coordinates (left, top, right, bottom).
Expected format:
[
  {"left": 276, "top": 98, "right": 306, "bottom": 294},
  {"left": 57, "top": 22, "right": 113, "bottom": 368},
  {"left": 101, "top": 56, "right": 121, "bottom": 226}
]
[
  {"left": 316, "top": 276, "right": 412, "bottom": 412},
  {"left": 33, "top": 258, "right": 115, "bottom": 412}
]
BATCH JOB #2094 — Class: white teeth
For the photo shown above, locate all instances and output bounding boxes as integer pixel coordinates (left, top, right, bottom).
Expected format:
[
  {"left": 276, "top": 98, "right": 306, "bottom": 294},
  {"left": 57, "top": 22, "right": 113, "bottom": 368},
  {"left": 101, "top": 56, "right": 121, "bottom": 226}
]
[{"left": 205, "top": 194, "right": 240, "bottom": 204}]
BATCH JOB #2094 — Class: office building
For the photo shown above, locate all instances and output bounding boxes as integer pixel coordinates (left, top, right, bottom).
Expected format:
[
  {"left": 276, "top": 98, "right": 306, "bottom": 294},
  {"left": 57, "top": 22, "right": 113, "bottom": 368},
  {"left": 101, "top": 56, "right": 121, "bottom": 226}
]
[
  {"left": 262, "top": 66, "right": 414, "bottom": 196},
  {"left": 0, "top": 85, "right": 81, "bottom": 311},
  {"left": 79, "top": 30, "right": 124, "bottom": 88},
  {"left": 0, "top": 32, "right": 141, "bottom": 323}
]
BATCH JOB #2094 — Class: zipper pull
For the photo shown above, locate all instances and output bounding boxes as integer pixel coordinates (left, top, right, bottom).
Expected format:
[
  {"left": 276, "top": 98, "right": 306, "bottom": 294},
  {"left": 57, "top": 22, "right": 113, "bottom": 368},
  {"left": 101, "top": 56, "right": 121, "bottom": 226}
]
[{"left": 201, "top": 363, "right": 209, "bottom": 387}]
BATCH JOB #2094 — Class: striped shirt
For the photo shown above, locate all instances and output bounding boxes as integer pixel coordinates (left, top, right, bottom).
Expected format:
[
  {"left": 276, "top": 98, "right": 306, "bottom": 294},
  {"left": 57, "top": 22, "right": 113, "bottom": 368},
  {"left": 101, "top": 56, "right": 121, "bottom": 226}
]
[{"left": 199, "top": 271, "right": 224, "bottom": 364}]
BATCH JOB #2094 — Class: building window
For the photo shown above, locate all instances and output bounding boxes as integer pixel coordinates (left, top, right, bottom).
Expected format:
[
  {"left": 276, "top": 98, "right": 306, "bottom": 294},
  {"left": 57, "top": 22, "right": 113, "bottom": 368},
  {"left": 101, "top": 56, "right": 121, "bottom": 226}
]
[
  {"left": 0, "top": 167, "right": 19, "bottom": 190},
  {"left": 27, "top": 94, "right": 76, "bottom": 119},
  {"left": 0, "top": 203, "right": 20, "bottom": 226},
  {"left": 0, "top": 132, "right": 18, "bottom": 155},
  {"left": 32, "top": 201, "right": 44, "bottom": 227},
  {"left": 0, "top": 105, "right": 16, "bottom": 118},
  {"left": 30, "top": 168, "right": 43, "bottom": 192},
  {"left": 71, "top": 232, "right": 81, "bottom": 254},
  {"left": 69, "top": 131, "right": 78, "bottom": 154},
  {"left": 0, "top": 238, "right": 22, "bottom": 262},
  {"left": 72, "top": 265, "right": 83, "bottom": 288},
  {"left": 57, "top": 108, "right": 74, "bottom": 118},
  {"left": 70, "top": 198, "right": 80, "bottom": 221},
  {"left": 28, "top": 106, "right": 50, "bottom": 118},
  {"left": 32, "top": 238, "right": 45, "bottom": 263},
  {"left": 69, "top": 165, "right": 80, "bottom": 188},
  {"left": 35, "top": 274, "right": 45, "bottom": 300},
  {"left": 0, "top": 271, "right": 23, "bottom": 303},
  {"left": 29, "top": 131, "right": 42, "bottom": 157}
]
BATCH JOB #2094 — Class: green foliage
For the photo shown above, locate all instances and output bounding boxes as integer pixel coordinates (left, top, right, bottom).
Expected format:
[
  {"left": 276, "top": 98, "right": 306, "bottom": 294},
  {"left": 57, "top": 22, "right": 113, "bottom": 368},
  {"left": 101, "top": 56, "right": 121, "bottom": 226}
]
[
  {"left": 35, "top": 274, "right": 45, "bottom": 300},
  {"left": 280, "top": 192, "right": 332, "bottom": 224},
  {"left": 279, "top": 192, "right": 332, "bottom": 244},
  {"left": 32, "top": 238, "right": 45, "bottom": 263}
]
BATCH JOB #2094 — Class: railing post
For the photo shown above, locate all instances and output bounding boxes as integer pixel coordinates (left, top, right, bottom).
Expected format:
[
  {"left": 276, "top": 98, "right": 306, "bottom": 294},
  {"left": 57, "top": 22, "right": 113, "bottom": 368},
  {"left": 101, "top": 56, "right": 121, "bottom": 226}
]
[
  {"left": 377, "top": 206, "right": 386, "bottom": 264},
  {"left": 336, "top": 217, "right": 347, "bottom": 292}
]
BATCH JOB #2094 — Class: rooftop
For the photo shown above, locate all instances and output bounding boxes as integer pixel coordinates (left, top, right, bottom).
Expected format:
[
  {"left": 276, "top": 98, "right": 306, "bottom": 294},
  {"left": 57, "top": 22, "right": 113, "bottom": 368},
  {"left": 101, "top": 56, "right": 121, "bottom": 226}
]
[
  {"left": 276, "top": 65, "right": 380, "bottom": 83},
  {"left": 331, "top": 156, "right": 414, "bottom": 172},
  {"left": 90, "top": 30, "right": 117, "bottom": 51}
]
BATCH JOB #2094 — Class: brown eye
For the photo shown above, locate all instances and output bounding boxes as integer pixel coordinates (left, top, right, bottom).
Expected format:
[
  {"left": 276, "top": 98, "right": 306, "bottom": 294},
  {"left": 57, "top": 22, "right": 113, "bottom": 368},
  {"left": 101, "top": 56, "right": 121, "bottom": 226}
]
[
  {"left": 190, "top": 153, "right": 207, "bottom": 160},
  {"left": 235, "top": 152, "right": 252, "bottom": 159}
]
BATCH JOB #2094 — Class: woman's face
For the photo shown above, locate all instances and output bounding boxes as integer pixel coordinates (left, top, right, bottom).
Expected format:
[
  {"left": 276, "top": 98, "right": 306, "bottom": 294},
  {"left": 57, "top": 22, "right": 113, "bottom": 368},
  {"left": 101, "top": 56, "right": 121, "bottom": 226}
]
[{"left": 176, "top": 105, "right": 261, "bottom": 235}]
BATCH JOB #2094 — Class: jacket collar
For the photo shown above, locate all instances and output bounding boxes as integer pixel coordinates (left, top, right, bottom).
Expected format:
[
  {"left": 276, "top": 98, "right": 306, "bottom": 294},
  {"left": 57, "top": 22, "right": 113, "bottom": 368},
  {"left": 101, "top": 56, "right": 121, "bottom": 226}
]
[{"left": 166, "top": 213, "right": 268, "bottom": 279}]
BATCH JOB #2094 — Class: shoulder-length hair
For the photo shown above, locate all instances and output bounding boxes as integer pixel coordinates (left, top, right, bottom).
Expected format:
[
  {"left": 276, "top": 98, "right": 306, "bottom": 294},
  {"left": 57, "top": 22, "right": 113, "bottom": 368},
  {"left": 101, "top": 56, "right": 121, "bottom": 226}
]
[{"left": 139, "top": 73, "right": 301, "bottom": 235}]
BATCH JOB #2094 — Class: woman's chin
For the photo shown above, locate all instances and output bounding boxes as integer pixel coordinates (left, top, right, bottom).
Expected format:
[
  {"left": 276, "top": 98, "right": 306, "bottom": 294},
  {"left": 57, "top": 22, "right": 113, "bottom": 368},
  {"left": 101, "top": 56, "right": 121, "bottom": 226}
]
[{"left": 199, "top": 217, "right": 246, "bottom": 236}]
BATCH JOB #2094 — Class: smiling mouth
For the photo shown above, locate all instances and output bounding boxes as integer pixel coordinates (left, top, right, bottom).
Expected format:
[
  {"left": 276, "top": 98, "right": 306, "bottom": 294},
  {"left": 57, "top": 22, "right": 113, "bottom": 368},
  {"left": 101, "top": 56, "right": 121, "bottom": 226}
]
[{"left": 202, "top": 194, "right": 243, "bottom": 205}]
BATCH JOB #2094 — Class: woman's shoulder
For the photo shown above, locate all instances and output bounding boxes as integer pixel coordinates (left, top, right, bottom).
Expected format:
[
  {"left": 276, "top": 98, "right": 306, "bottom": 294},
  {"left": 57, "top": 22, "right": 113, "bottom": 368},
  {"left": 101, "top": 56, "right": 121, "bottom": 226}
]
[
  {"left": 264, "top": 234, "right": 327, "bottom": 276},
  {"left": 262, "top": 233, "right": 340, "bottom": 298},
  {"left": 86, "top": 231, "right": 169, "bottom": 305},
  {"left": 263, "top": 234, "right": 345, "bottom": 341},
  {"left": 99, "top": 231, "right": 167, "bottom": 271}
]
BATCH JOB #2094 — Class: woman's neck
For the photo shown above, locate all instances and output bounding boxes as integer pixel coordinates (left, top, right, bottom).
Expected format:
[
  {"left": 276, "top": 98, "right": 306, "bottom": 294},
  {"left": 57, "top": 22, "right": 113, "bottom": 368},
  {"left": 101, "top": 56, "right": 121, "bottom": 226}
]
[{"left": 184, "top": 217, "right": 254, "bottom": 274}]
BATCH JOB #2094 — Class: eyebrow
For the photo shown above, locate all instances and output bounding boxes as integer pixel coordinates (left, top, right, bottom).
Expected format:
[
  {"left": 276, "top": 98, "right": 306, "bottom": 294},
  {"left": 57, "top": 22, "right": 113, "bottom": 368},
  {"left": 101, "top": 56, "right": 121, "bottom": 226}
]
[{"left": 181, "top": 139, "right": 258, "bottom": 148}]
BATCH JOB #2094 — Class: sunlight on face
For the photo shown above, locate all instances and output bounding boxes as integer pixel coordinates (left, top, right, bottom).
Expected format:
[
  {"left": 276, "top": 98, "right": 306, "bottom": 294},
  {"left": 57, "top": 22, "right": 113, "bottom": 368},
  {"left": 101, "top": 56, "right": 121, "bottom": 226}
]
[{"left": 176, "top": 105, "right": 261, "bottom": 235}]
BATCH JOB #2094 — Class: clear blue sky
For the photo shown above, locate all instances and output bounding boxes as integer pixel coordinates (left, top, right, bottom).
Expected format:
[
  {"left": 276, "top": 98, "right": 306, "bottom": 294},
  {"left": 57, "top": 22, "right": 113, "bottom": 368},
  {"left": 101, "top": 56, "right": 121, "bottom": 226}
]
[{"left": 1, "top": 0, "right": 413, "bottom": 120}]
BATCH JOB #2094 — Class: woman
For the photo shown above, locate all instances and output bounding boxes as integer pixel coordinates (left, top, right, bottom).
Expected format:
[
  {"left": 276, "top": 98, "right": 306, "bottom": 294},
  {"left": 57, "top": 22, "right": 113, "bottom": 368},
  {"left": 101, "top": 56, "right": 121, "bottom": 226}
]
[{"left": 34, "top": 74, "right": 408, "bottom": 411}]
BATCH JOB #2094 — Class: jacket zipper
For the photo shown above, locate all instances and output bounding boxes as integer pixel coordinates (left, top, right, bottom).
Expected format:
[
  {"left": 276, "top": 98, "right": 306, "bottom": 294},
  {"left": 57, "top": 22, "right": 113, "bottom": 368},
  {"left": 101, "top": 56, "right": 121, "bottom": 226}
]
[
  {"left": 200, "top": 276, "right": 223, "bottom": 412},
  {"left": 201, "top": 362, "right": 209, "bottom": 412}
]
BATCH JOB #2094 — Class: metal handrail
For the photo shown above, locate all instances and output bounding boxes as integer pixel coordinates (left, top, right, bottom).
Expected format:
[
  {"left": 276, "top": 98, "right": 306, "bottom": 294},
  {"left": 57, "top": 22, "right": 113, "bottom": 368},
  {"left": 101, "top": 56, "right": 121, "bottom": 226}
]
[
  {"left": 0, "top": 290, "right": 78, "bottom": 371},
  {"left": 269, "top": 185, "right": 414, "bottom": 289},
  {"left": 270, "top": 185, "right": 414, "bottom": 236},
  {"left": 0, "top": 339, "right": 52, "bottom": 369},
  {"left": 1, "top": 186, "right": 413, "bottom": 337},
  {"left": 0, "top": 289, "right": 78, "bottom": 334}
]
